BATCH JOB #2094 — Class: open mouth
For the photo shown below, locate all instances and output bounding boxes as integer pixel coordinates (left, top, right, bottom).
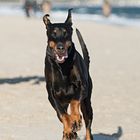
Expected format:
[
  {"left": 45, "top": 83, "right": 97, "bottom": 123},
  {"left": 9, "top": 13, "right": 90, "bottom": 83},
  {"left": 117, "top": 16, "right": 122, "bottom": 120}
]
[{"left": 54, "top": 50, "right": 68, "bottom": 63}]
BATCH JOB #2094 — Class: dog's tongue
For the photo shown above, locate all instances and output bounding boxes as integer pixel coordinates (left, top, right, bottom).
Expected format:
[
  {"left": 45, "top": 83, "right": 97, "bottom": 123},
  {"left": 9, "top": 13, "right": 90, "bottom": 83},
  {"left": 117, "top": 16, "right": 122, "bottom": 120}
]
[{"left": 56, "top": 51, "right": 68, "bottom": 63}]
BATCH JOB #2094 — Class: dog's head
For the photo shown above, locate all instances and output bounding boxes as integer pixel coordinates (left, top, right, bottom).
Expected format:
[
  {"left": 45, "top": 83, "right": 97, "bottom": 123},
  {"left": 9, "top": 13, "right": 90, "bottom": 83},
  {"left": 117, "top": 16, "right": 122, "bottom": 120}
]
[{"left": 43, "top": 9, "right": 73, "bottom": 63}]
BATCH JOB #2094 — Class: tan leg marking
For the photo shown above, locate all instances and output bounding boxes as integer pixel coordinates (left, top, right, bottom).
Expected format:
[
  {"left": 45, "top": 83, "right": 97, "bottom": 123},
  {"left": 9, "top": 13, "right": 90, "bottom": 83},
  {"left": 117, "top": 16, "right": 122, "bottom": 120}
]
[{"left": 70, "top": 100, "right": 82, "bottom": 132}]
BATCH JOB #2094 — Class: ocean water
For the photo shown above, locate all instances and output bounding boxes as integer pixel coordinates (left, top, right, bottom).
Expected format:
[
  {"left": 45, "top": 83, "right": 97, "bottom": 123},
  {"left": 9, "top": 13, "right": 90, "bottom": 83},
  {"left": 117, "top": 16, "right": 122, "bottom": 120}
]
[
  {"left": 51, "top": 11, "right": 140, "bottom": 27},
  {"left": 0, "top": 4, "right": 140, "bottom": 27}
]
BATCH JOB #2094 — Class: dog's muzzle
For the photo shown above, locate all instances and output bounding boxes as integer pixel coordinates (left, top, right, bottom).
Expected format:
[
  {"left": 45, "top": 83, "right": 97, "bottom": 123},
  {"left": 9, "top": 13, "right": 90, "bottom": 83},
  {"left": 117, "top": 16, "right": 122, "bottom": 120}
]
[
  {"left": 55, "top": 42, "right": 68, "bottom": 63},
  {"left": 57, "top": 42, "right": 64, "bottom": 51}
]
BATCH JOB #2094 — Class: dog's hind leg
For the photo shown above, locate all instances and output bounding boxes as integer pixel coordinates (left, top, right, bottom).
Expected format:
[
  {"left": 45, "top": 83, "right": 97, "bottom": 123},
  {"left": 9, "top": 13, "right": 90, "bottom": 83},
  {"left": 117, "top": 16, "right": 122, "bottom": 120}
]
[{"left": 81, "top": 98, "right": 93, "bottom": 140}]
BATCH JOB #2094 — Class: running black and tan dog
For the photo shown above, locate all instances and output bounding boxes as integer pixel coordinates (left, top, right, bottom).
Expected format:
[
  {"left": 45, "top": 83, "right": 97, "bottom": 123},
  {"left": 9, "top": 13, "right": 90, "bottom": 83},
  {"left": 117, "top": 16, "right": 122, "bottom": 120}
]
[{"left": 43, "top": 9, "right": 93, "bottom": 140}]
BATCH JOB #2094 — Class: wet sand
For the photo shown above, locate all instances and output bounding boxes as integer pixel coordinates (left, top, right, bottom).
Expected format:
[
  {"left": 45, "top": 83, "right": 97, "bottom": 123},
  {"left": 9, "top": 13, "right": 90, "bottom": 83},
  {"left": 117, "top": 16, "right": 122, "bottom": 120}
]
[{"left": 0, "top": 16, "right": 140, "bottom": 140}]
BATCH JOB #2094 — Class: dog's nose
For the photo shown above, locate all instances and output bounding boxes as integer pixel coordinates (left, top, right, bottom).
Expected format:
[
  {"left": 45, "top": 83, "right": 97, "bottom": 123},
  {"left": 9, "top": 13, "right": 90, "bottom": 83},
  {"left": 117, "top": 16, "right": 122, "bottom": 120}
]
[{"left": 57, "top": 43, "right": 64, "bottom": 51}]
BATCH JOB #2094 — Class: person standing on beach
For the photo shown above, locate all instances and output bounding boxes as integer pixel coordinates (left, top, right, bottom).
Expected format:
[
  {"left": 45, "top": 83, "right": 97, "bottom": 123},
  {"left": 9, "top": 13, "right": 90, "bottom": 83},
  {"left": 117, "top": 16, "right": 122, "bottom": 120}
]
[
  {"left": 24, "top": 0, "right": 32, "bottom": 17},
  {"left": 102, "top": 0, "right": 112, "bottom": 17},
  {"left": 41, "top": 0, "right": 52, "bottom": 14}
]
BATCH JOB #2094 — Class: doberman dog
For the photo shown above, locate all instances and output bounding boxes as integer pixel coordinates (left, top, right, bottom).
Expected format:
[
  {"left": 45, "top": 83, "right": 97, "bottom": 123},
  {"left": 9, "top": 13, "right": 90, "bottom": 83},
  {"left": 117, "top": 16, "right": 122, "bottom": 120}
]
[{"left": 43, "top": 9, "right": 93, "bottom": 140}]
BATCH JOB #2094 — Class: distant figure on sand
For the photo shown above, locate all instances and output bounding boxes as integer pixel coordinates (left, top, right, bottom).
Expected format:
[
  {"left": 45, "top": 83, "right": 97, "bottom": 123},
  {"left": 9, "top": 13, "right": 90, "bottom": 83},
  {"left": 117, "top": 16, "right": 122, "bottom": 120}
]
[
  {"left": 24, "top": 0, "right": 32, "bottom": 17},
  {"left": 41, "top": 0, "right": 52, "bottom": 14},
  {"left": 23, "top": 0, "right": 39, "bottom": 17},
  {"left": 102, "top": 0, "right": 112, "bottom": 17}
]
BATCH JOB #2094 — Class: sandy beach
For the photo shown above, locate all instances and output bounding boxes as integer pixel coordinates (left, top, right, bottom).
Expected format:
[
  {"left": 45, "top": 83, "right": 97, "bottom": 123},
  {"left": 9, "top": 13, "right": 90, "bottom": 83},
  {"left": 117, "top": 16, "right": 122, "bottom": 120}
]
[{"left": 0, "top": 15, "right": 140, "bottom": 140}]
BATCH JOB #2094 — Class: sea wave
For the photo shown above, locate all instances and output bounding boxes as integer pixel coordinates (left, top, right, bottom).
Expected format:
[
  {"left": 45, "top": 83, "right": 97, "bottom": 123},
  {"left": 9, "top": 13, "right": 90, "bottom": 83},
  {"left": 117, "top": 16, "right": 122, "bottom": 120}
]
[
  {"left": 0, "top": 5, "right": 140, "bottom": 27},
  {"left": 51, "top": 11, "right": 140, "bottom": 27}
]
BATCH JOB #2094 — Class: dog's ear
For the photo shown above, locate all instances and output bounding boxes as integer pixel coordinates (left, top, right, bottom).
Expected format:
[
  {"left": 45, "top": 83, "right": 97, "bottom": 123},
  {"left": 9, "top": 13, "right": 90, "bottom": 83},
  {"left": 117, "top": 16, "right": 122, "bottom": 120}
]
[
  {"left": 43, "top": 14, "right": 51, "bottom": 28},
  {"left": 65, "top": 9, "right": 73, "bottom": 26}
]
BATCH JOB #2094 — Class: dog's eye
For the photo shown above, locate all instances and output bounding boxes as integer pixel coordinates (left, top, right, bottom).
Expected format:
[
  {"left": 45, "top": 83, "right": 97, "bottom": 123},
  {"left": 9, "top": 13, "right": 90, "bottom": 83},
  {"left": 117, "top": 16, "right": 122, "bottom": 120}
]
[
  {"left": 52, "top": 30, "right": 57, "bottom": 38},
  {"left": 62, "top": 29, "right": 67, "bottom": 37},
  {"left": 66, "top": 41, "right": 72, "bottom": 47}
]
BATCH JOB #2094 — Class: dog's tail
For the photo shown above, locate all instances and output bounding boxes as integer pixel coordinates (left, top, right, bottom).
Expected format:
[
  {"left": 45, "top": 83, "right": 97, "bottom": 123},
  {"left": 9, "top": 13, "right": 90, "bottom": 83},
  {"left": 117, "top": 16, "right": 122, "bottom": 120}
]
[{"left": 76, "top": 28, "right": 90, "bottom": 69}]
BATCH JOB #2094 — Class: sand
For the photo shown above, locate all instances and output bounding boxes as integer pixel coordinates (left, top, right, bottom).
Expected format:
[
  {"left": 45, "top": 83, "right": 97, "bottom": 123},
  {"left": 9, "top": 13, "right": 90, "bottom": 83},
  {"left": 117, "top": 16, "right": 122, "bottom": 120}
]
[{"left": 0, "top": 15, "right": 140, "bottom": 140}]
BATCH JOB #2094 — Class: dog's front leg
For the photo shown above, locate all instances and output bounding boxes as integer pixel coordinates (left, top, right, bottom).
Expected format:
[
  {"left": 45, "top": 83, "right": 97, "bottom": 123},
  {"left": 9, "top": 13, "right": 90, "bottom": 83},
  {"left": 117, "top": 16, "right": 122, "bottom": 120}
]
[
  {"left": 70, "top": 100, "right": 82, "bottom": 133},
  {"left": 61, "top": 114, "right": 78, "bottom": 140},
  {"left": 47, "top": 89, "right": 77, "bottom": 140}
]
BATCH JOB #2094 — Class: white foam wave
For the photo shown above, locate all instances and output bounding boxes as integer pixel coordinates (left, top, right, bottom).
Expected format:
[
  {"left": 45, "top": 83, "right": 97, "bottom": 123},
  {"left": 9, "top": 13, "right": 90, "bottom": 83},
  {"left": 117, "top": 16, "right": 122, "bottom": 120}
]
[
  {"left": 51, "top": 11, "right": 140, "bottom": 27},
  {"left": 0, "top": 5, "right": 24, "bottom": 16},
  {"left": 0, "top": 6, "right": 140, "bottom": 27}
]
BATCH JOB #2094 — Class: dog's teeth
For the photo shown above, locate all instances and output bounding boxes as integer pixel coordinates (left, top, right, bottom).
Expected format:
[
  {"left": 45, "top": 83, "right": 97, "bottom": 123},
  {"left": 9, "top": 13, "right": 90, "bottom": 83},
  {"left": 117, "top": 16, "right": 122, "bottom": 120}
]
[
  {"left": 64, "top": 55, "right": 68, "bottom": 58},
  {"left": 56, "top": 56, "right": 64, "bottom": 62}
]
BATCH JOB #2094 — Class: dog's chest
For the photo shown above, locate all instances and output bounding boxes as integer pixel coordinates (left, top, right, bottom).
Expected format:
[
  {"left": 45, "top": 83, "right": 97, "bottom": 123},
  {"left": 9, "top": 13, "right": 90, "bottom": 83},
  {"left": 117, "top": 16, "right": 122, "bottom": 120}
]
[
  {"left": 53, "top": 74, "right": 72, "bottom": 92},
  {"left": 54, "top": 85, "right": 75, "bottom": 100},
  {"left": 46, "top": 59, "right": 80, "bottom": 101},
  {"left": 52, "top": 71, "right": 78, "bottom": 101}
]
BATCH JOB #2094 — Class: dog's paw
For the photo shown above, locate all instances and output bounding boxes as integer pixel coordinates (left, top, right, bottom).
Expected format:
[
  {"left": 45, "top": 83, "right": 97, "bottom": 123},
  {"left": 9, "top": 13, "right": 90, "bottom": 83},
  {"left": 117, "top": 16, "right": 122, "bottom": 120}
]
[
  {"left": 72, "top": 119, "right": 82, "bottom": 132},
  {"left": 71, "top": 115, "right": 82, "bottom": 132},
  {"left": 63, "top": 131, "right": 77, "bottom": 140}
]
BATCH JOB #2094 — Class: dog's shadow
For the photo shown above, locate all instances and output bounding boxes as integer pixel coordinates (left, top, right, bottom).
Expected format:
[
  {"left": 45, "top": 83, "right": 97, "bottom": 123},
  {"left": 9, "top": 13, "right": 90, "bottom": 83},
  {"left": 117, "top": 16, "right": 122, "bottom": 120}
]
[
  {"left": 0, "top": 75, "right": 45, "bottom": 85},
  {"left": 78, "top": 127, "right": 123, "bottom": 140},
  {"left": 93, "top": 126, "right": 122, "bottom": 140}
]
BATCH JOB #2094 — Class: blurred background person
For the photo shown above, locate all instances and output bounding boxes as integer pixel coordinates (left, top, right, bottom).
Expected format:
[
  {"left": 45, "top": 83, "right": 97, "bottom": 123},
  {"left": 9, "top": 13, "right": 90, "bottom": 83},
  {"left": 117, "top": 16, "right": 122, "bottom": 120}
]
[
  {"left": 41, "top": 0, "right": 52, "bottom": 14},
  {"left": 23, "top": 0, "right": 32, "bottom": 17},
  {"left": 102, "top": 0, "right": 112, "bottom": 17},
  {"left": 23, "top": 0, "right": 39, "bottom": 17}
]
